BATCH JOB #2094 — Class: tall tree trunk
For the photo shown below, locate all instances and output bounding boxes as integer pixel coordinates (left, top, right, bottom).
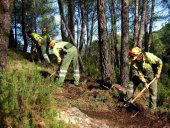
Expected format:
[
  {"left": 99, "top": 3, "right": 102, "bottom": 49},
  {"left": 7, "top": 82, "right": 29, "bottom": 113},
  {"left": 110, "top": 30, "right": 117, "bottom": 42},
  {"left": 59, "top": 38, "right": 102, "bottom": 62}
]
[
  {"left": 21, "top": 0, "right": 28, "bottom": 52},
  {"left": 9, "top": 28, "right": 15, "bottom": 48},
  {"left": 33, "top": 0, "right": 37, "bottom": 32},
  {"left": 76, "top": 18, "right": 79, "bottom": 48},
  {"left": 60, "top": 18, "right": 68, "bottom": 41},
  {"left": 88, "top": 8, "right": 96, "bottom": 55},
  {"left": 0, "top": 0, "right": 13, "bottom": 70},
  {"left": 110, "top": 0, "right": 115, "bottom": 68},
  {"left": 79, "top": 0, "right": 86, "bottom": 52},
  {"left": 97, "top": 0, "right": 112, "bottom": 84},
  {"left": 58, "top": 0, "right": 84, "bottom": 71},
  {"left": 137, "top": 0, "right": 147, "bottom": 48},
  {"left": 146, "top": 0, "right": 155, "bottom": 52},
  {"left": 86, "top": 11, "right": 90, "bottom": 49},
  {"left": 14, "top": 0, "right": 17, "bottom": 49},
  {"left": 120, "top": 0, "right": 129, "bottom": 87},
  {"left": 144, "top": 3, "right": 149, "bottom": 51},
  {"left": 110, "top": 0, "right": 119, "bottom": 68},
  {"left": 133, "top": 0, "right": 139, "bottom": 47},
  {"left": 68, "top": 0, "right": 75, "bottom": 42}
]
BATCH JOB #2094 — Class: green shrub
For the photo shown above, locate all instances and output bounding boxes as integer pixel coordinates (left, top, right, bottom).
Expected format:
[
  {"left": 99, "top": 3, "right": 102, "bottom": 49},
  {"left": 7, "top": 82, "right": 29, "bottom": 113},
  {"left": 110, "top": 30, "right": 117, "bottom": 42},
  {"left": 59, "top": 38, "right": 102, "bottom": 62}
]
[
  {"left": 0, "top": 67, "right": 59, "bottom": 127},
  {"left": 157, "top": 82, "right": 170, "bottom": 110}
]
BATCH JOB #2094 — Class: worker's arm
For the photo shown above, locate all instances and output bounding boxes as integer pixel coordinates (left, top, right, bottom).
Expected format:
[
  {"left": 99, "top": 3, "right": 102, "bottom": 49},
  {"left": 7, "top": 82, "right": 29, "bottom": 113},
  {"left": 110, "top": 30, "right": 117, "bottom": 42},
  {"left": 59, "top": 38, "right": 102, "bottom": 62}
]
[
  {"left": 156, "top": 58, "right": 163, "bottom": 77},
  {"left": 41, "top": 39, "right": 51, "bottom": 63},
  {"left": 131, "top": 63, "right": 147, "bottom": 83},
  {"left": 52, "top": 45, "right": 61, "bottom": 63},
  {"left": 146, "top": 53, "right": 163, "bottom": 78},
  {"left": 47, "top": 34, "right": 51, "bottom": 42}
]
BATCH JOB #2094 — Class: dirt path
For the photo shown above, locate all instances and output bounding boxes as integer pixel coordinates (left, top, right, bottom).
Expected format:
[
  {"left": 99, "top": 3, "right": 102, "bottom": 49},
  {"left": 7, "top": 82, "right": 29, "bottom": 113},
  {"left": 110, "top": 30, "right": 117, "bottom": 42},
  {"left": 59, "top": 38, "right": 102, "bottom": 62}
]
[{"left": 55, "top": 81, "right": 170, "bottom": 128}]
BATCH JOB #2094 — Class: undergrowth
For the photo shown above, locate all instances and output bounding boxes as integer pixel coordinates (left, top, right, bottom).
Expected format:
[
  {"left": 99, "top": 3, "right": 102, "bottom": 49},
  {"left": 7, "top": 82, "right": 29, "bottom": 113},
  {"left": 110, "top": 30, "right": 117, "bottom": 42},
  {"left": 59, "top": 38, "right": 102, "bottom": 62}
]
[{"left": 0, "top": 50, "right": 68, "bottom": 128}]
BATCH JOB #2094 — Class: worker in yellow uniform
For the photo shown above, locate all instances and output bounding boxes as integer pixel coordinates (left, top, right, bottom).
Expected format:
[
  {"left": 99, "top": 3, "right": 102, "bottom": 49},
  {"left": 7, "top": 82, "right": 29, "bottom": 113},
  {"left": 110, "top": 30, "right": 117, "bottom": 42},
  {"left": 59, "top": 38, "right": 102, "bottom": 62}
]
[
  {"left": 41, "top": 27, "right": 51, "bottom": 54},
  {"left": 126, "top": 47, "right": 163, "bottom": 110},
  {"left": 27, "top": 30, "right": 51, "bottom": 64},
  {"left": 49, "top": 40, "right": 80, "bottom": 86}
]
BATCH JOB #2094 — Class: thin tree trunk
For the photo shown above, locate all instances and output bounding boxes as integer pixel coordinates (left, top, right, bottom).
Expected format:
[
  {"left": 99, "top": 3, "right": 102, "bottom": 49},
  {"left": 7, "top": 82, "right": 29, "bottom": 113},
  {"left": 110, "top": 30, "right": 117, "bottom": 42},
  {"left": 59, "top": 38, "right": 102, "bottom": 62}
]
[
  {"left": 86, "top": 11, "right": 90, "bottom": 49},
  {"left": 110, "top": 0, "right": 119, "bottom": 68},
  {"left": 14, "top": 0, "right": 17, "bottom": 49},
  {"left": 76, "top": 18, "right": 79, "bottom": 47},
  {"left": 133, "top": 0, "right": 139, "bottom": 47},
  {"left": 0, "top": 0, "right": 13, "bottom": 70},
  {"left": 137, "top": 0, "right": 147, "bottom": 48},
  {"left": 120, "top": 0, "right": 129, "bottom": 87},
  {"left": 79, "top": 0, "right": 86, "bottom": 52},
  {"left": 88, "top": 8, "right": 96, "bottom": 55},
  {"left": 144, "top": 3, "right": 149, "bottom": 51},
  {"left": 9, "top": 28, "right": 15, "bottom": 48},
  {"left": 68, "top": 0, "right": 75, "bottom": 42},
  {"left": 110, "top": 0, "right": 115, "bottom": 68},
  {"left": 146, "top": 0, "right": 155, "bottom": 52},
  {"left": 60, "top": 18, "right": 68, "bottom": 41},
  {"left": 33, "top": 0, "right": 37, "bottom": 32},
  {"left": 21, "top": 0, "right": 28, "bottom": 52},
  {"left": 58, "top": 0, "right": 84, "bottom": 71},
  {"left": 97, "top": 0, "right": 112, "bottom": 84}
]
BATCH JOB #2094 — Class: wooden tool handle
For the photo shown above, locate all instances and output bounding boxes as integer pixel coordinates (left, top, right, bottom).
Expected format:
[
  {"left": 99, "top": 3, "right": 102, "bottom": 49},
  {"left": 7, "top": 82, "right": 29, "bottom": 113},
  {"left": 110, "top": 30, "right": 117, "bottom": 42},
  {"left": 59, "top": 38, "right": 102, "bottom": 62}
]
[{"left": 131, "top": 77, "right": 157, "bottom": 103}]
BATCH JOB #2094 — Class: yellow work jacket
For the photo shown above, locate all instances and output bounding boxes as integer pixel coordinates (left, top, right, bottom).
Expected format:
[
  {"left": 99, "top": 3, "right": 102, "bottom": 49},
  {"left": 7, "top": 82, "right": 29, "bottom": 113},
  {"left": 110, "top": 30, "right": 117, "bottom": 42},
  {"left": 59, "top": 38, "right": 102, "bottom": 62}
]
[
  {"left": 31, "top": 33, "right": 43, "bottom": 46},
  {"left": 52, "top": 41, "right": 73, "bottom": 62},
  {"left": 131, "top": 52, "right": 163, "bottom": 83},
  {"left": 41, "top": 33, "right": 51, "bottom": 42}
]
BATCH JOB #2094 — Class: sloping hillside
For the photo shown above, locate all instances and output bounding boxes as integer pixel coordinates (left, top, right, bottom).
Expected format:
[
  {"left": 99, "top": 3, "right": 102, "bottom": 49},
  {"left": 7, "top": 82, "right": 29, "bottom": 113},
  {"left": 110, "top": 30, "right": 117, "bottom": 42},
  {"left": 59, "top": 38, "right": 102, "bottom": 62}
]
[{"left": 1, "top": 50, "right": 169, "bottom": 128}]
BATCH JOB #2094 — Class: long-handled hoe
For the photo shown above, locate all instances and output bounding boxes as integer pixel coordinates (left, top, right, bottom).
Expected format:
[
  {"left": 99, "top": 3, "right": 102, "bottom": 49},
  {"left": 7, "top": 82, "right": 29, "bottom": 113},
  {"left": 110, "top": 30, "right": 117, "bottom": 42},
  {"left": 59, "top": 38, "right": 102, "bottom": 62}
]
[
  {"left": 124, "top": 77, "right": 157, "bottom": 111},
  {"left": 48, "top": 71, "right": 57, "bottom": 78}
]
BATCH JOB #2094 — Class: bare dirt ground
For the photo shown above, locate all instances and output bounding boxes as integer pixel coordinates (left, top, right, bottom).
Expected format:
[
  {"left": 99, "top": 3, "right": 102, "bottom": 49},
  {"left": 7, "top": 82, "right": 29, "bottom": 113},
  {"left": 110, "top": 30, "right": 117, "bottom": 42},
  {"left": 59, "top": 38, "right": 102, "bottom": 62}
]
[{"left": 55, "top": 78, "right": 170, "bottom": 128}]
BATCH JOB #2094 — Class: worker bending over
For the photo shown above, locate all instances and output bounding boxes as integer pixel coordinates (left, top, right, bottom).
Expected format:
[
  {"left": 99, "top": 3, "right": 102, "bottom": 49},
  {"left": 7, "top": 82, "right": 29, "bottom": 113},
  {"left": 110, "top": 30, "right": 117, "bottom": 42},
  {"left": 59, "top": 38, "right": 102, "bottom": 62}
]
[
  {"left": 27, "top": 30, "right": 51, "bottom": 64},
  {"left": 126, "top": 47, "right": 163, "bottom": 111},
  {"left": 49, "top": 40, "right": 80, "bottom": 86}
]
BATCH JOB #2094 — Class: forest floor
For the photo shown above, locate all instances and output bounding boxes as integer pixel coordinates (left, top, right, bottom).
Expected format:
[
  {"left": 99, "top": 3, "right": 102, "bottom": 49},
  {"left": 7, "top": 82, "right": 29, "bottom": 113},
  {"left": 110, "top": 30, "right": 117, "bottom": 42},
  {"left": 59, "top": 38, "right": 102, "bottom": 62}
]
[
  {"left": 54, "top": 76, "right": 170, "bottom": 128},
  {"left": 6, "top": 50, "right": 170, "bottom": 128}
]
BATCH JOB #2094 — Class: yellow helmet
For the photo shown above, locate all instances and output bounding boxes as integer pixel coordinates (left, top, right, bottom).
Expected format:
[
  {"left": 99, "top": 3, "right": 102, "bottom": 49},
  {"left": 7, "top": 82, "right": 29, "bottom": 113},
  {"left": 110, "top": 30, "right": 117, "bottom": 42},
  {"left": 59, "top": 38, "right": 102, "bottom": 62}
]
[
  {"left": 129, "top": 47, "right": 142, "bottom": 61},
  {"left": 49, "top": 40, "right": 56, "bottom": 47}
]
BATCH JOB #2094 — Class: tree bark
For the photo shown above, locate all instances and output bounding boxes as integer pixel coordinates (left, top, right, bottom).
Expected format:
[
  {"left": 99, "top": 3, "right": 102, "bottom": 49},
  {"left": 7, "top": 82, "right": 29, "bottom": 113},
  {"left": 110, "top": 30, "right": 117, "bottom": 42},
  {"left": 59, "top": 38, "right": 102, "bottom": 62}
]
[
  {"left": 110, "top": 0, "right": 119, "bottom": 68},
  {"left": 0, "top": 0, "right": 13, "bottom": 70},
  {"left": 14, "top": 0, "right": 17, "bottom": 49},
  {"left": 21, "top": 0, "right": 28, "bottom": 52},
  {"left": 58, "top": 0, "right": 84, "bottom": 71},
  {"left": 110, "top": 0, "right": 115, "bottom": 68},
  {"left": 78, "top": 0, "right": 86, "bottom": 52},
  {"left": 88, "top": 7, "right": 96, "bottom": 55},
  {"left": 68, "top": 0, "right": 75, "bottom": 42},
  {"left": 86, "top": 10, "right": 90, "bottom": 50},
  {"left": 133, "top": 0, "right": 139, "bottom": 47},
  {"left": 97, "top": 0, "right": 112, "bottom": 84},
  {"left": 60, "top": 18, "right": 68, "bottom": 41},
  {"left": 120, "top": 0, "right": 129, "bottom": 87},
  {"left": 144, "top": 3, "right": 149, "bottom": 51},
  {"left": 9, "top": 28, "right": 15, "bottom": 48},
  {"left": 137, "top": 0, "right": 147, "bottom": 48},
  {"left": 33, "top": 0, "right": 37, "bottom": 33},
  {"left": 146, "top": 0, "right": 155, "bottom": 52}
]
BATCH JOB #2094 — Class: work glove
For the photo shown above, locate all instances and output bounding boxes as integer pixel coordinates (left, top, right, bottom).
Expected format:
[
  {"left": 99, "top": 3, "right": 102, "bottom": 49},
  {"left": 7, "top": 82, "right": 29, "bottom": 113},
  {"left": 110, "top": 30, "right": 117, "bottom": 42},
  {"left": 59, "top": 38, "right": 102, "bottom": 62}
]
[
  {"left": 57, "top": 57, "right": 62, "bottom": 64},
  {"left": 144, "top": 82, "right": 149, "bottom": 89},
  {"left": 155, "top": 74, "right": 160, "bottom": 79}
]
